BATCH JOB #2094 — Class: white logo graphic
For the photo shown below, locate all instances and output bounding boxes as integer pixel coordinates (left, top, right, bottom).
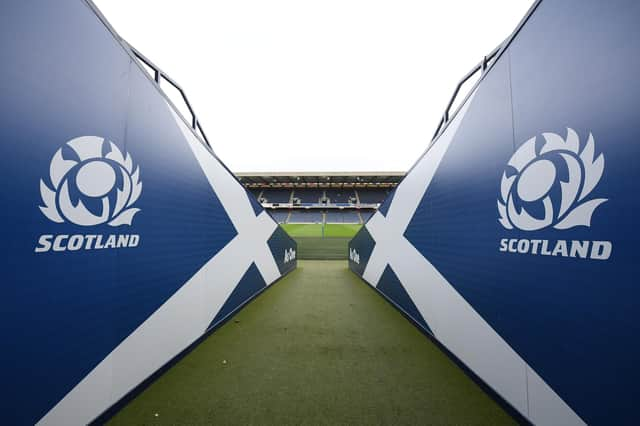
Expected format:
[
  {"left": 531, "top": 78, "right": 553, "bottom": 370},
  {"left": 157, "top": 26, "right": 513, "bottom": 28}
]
[
  {"left": 498, "top": 128, "right": 606, "bottom": 231},
  {"left": 349, "top": 248, "right": 360, "bottom": 264},
  {"left": 40, "top": 136, "right": 142, "bottom": 226},
  {"left": 284, "top": 247, "right": 296, "bottom": 263}
]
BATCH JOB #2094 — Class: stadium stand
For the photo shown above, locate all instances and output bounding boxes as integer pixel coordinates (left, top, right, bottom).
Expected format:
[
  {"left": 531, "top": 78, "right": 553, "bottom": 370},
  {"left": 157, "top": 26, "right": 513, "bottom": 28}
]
[
  {"left": 294, "top": 189, "right": 323, "bottom": 204},
  {"left": 289, "top": 210, "right": 323, "bottom": 223},
  {"left": 260, "top": 189, "right": 292, "bottom": 203},
  {"left": 238, "top": 173, "right": 402, "bottom": 225},
  {"left": 241, "top": 175, "right": 400, "bottom": 263},
  {"left": 359, "top": 209, "right": 375, "bottom": 222},
  {"left": 325, "top": 210, "right": 360, "bottom": 223},
  {"left": 268, "top": 210, "right": 290, "bottom": 224},
  {"left": 324, "top": 210, "right": 341, "bottom": 223},
  {"left": 356, "top": 189, "right": 388, "bottom": 204},
  {"left": 325, "top": 189, "right": 355, "bottom": 204},
  {"left": 343, "top": 211, "right": 360, "bottom": 223},
  {"left": 249, "top": 188, "right": 263, "bottom": 199}
]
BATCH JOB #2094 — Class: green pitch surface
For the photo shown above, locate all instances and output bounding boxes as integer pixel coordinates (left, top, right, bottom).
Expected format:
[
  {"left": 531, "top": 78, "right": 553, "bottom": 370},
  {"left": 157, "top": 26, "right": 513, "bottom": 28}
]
[
  {"left": 282, "top": 223, "right": 362, "bottom": 238},
  {"left": 324, "top": 223, "right": 362, "bottom": 238},
  {"left": 109, "top": 261, "right": 515, "bottom": 426},
  {"left": 295, "top": 238, "right": 350, "bottom": 260},
  {"left": 281, "top": 224, "right": 362, "bottom": 259}
]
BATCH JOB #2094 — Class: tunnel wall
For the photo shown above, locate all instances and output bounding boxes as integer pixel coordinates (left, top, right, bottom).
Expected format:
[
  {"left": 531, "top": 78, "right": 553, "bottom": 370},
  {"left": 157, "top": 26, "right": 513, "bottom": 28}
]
[
  {"left": 349, "top": 1, "right": 640, "bottom": 424},
  {"left": 0, "top": 1, "right": 296, "bottom": 424}
]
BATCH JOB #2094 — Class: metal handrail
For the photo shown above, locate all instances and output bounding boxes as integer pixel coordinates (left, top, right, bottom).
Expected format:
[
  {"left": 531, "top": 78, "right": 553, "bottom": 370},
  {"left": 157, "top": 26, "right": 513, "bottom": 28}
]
[
  {"left": 128, "top": 36, "right": 500, "bottom": 148},
  {"left": 431, "top": 43, "right": 503, "bottom": 141},
  {"left": 126, "top": 43, "right": 211, "bottom": 148},
  {"left": 128, "top": 33, "right": 500, "bottom": 149}
]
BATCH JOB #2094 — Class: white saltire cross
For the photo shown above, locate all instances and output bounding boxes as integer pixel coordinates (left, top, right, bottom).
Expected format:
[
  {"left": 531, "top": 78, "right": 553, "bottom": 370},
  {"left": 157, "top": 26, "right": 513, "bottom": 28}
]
[
  {"left": 361, "top": 91, "right": 583, "bottom": 426},
  {"left": 38, "top": 107, "right": 283, "bottom": 426}
]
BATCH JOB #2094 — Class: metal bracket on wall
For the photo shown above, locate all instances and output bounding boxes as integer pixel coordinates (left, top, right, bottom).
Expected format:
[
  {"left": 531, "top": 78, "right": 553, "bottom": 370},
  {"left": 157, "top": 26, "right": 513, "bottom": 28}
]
[{"left": 126, "top": 43, "right": 211, "bottom": 148}]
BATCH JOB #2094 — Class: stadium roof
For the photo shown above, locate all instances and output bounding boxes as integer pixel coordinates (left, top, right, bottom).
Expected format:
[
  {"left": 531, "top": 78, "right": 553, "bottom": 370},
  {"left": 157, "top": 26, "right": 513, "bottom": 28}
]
[{"left": 236, "top": 172, "right": 404, "bottom": 187}]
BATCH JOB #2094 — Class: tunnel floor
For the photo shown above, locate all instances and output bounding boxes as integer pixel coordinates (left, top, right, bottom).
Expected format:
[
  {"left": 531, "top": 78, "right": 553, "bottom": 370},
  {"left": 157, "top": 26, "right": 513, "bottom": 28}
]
[{"left": 109, "top": 260, "right": 515, "bottom": 425}]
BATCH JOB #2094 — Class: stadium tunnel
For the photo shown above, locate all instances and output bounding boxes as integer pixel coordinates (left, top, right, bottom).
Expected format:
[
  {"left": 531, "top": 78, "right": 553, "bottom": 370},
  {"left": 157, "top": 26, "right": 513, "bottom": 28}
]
[{"left": 2, "top": 0, "right": 639, "bottom": 425}]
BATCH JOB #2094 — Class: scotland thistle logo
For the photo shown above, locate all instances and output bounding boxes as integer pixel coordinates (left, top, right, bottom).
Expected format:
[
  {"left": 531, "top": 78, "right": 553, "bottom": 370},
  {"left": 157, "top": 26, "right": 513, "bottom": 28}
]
[
  {"left": 498, "top": 128, "right": 606, "bottom": 231},
  {"left": 39, "top": 136, "right": 142, "bottom": 227}
]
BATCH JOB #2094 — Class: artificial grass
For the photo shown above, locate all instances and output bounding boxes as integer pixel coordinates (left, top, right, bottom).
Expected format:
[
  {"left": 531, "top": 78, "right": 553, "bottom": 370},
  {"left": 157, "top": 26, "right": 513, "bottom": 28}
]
[
  {"left": 281, "top": 224, "right": 361, "bottom": 259},
  {"left": 324, "top": 223, "right": 362, "bottom": 238},
  {"left": 109, "top": 261, "right": 515, "bottom": 426},
  {"left": 281, "top": 223, "right": 323, "bottom": 237},
  {"left": 281, "top": 223, "right": 362, "bottom": 238},
  {"left": 295, "top": 237, "right": 350, "bottom": 260}
]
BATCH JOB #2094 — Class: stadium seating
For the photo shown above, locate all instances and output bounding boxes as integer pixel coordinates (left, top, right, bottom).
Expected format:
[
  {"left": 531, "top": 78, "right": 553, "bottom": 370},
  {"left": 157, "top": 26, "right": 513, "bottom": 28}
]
[
  {"left": 356, "top": 189, "right": 388, "bottom": 204},
  {"left": 325, "top": 189, "right": 355, "bottom": 204},
  {"left": 250, "top": 187, "right": 391, "bottom": 205},
  {"left": 247, "top": 187, "right": 390, "bottom": 225},
  {"left": 288, "top": 210, "right": 323, "bottom": 223},
  {"left": 325, "top": 210, "right": 360, "bottom": 223},
  {"left": 294, "top": 189, "right": 324, "bottom": 203},
  {"left": 260, "top": 189, "right": 292, "bottom": 203},
  {"left": 249, "top": 188, "right": 262, "bottom": 199},
  {"left": 359, "top": 209, "right": 375, "bottom": 222},
  {"left": 345, "top": 211, "right": 361, "bottom": 223},
  {"left": 324, "top": 210, "right": 341, "bottom": 223},
  {"left": 268, "top": 210, "right": 289, "bottom": 224}
]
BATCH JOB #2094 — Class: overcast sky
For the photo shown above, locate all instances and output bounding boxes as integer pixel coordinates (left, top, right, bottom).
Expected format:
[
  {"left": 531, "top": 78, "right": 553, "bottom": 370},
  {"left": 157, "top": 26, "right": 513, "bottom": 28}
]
[{"left": 94, "top": 0, "right": 532, "bottom": 173}]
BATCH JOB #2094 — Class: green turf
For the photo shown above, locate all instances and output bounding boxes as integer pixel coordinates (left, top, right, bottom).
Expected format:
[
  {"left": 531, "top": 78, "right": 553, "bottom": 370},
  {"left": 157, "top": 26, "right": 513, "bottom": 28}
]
[
  {"left": 281, "top": 223, "right": 323, "bottom": 237},
  {"left": 324, "top": 223, "right": 362, "bottom": 238},
  {"left": 109, "top": 261, "right": 515, "bottom": 426},
  {"left": 281, "top": 223, "right": 362, "bottom": 239},
  {"left": 295, "top": 237, "right": 350, "bottom": 260}
]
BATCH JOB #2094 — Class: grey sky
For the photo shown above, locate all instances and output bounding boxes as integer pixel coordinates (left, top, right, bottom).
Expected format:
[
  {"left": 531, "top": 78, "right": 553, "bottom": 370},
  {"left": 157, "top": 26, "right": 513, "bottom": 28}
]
[{"left": 94, "top": 0, "right": 532, "bottom": 173}]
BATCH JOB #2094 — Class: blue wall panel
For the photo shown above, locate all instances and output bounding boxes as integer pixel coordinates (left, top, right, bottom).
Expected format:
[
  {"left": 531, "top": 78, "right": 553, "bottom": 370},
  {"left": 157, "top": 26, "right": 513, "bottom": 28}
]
[
  {"left": 377, "top": 266, "right": 431, "bottom": 333},
  {"left": 350, "top": 1, "right": 640, "bottom": 424},
  {"left": 209, "top": 263, "right": 267, "bottom": 329},
  {"left": 268, "top": 225, "right": 298, "bottom": 275},
  {"left": 348, "top": 226, "right": 375, "bottom": 276},
  {"left": 0, "top": 1, "right": 296, "bottom": 424}
]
